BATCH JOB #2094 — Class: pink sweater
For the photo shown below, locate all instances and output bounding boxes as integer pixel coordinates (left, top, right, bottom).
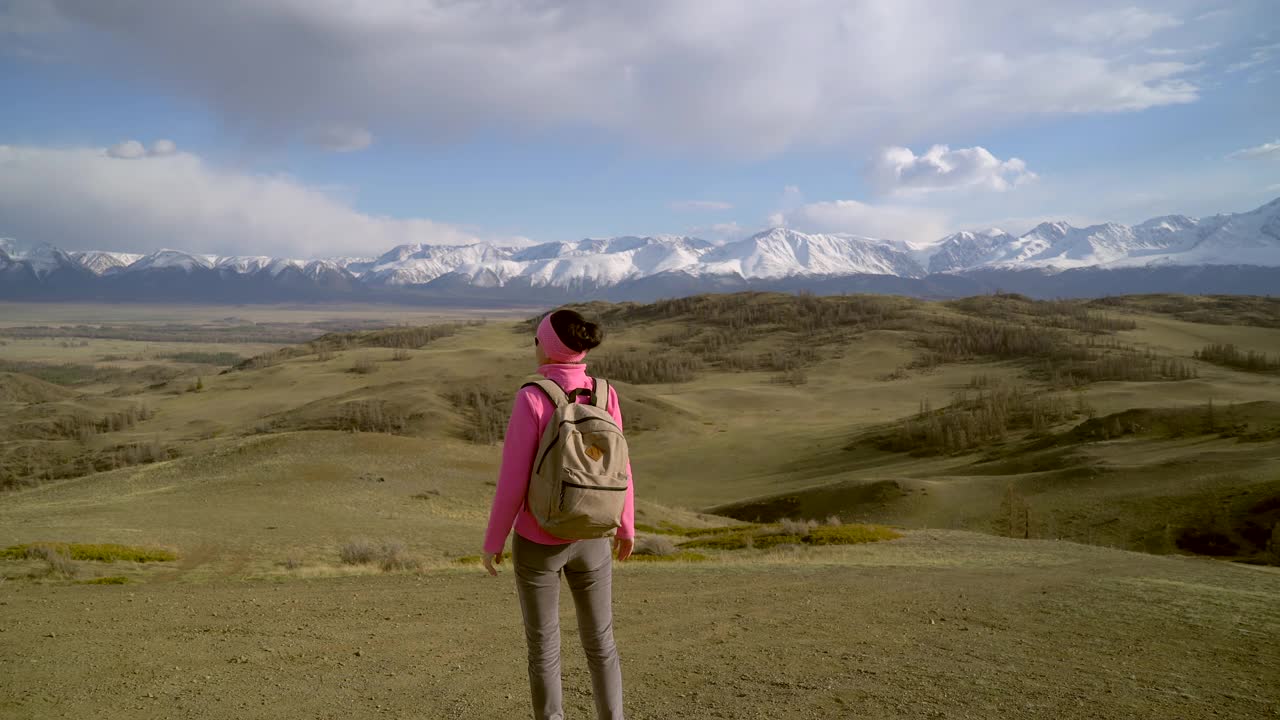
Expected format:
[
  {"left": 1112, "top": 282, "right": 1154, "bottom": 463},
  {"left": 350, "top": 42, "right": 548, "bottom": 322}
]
[{"left": 483, "top": 363, "right": 635, "bottom": 554}]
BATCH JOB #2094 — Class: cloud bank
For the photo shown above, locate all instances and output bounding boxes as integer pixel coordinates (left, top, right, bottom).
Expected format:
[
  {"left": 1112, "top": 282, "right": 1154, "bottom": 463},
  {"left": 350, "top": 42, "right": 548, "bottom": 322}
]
[
  {"left": 770, "top": 198, "right": 951, "bottom": 246},
  {"left": 24, "top": 0, "right": 1202, "bottom": 155},
  {"left": 0, "top": 143, "right": 486, "bottom": 258},
  {"left": 670, "top": 200, "right": 733, "bottom": 212}
]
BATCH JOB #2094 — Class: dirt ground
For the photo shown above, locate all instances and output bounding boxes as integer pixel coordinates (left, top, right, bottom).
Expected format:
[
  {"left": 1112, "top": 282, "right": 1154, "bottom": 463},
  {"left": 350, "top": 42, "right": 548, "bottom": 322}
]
[{"left": 3, "top": 531, "right": 1277, "bottom": 720}]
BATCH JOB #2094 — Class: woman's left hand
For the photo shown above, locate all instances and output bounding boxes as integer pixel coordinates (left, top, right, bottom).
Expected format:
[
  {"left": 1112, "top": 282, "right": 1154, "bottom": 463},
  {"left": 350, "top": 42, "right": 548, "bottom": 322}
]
[
  {"left": 613, "top": 537, "right": 633, "bottom": 562},
  {"left": 482, "top": 552, "right": 503, "bottom": 576}
]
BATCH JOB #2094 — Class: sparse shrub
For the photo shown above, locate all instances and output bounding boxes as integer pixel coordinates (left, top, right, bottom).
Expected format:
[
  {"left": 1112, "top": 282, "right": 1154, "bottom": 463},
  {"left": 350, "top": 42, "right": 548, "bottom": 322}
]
[
  {"left": 446, "top": 387, "right": 511, "bottom": 444},
  {"left": 1194, "top": 343, "right": 1280, "bottom": 373},
  {"left": 0, "top": 542, "right": 176, "bottom": 563},
  {"left": 948, "top": 295, "right": 1137, "bottom": 333},
  {"left": 283, "top": 556, "right": 304, "bottom": 570},
  {"left": 391, "top": 348, "right": 412, "bottom": 362},
  {"left": 632, "top": 535, "right": 677, "bottom": 557},
  {"left": 588, "top": 352, "right": 702, "bottom": 384},
  {"left": 30, "top": 544, "right": 79, "bottom": 578},
  {"left": 777, "top": 518, "right": 818, "bottom": 536},
  {"left": 872, "top": 383, "right": 1077, "bottom": 456},
  {"left": 350, "top": 357, "right": 378, "bottom": 375},
  {"left": 340, "top": 538, "right": 418, "bottom": 571},
  {"left": 339, "top": 538, "right": 378, "bottom": 565},
  {"left": 376, "top": 540, "right": 420, "bottom": 572},
  {"left": 316, "top": 349, "right": 335, "bottom": 362},
  {"left": 825, "top": 515, "right": 843, "bottom": 527},
  {"left": 337, "top": 399, "right": 411, "bottom": 434}
]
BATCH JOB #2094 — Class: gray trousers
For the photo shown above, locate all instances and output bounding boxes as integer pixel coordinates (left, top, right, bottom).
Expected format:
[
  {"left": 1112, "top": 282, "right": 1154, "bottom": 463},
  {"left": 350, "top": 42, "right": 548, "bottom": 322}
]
[{"left": 512, "top": 533, "right": 625, "bottom": 720}]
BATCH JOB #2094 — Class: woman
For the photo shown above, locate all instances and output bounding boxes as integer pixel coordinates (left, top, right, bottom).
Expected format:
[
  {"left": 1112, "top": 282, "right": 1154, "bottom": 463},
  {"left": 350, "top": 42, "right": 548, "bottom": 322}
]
[{"left": 482, "top": 308, "right": 634, "bottom": 720}]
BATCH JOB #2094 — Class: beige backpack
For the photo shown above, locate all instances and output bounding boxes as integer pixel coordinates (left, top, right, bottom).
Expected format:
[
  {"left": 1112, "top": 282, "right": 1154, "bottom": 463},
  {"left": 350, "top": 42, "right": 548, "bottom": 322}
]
[{"left": 524, "top": 377, "right": 630, "bottom": 540}]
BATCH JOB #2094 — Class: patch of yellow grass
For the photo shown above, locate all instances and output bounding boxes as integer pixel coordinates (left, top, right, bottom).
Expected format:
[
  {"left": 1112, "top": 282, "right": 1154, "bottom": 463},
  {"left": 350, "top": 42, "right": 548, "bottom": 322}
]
[
  {"left": 678, "top": 523, "right": 900, "bottom": 551},
  {"left": 805, "top": 524, "right": 902, "bottom": 545},
  {"left": 625, "top": 551, "right": 709, "bottom": 563},
  {"left": 454, "top": 551, "right": 511, "bottom": 565},
  {"left": 0, "top": 543, "right": 177, "bottom": 563}
]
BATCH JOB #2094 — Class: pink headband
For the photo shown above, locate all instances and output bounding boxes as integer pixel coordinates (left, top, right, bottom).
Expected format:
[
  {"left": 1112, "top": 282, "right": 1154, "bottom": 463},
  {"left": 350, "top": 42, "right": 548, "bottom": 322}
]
[{"left": 536, "top": 313, "right": 587, "bottom": 363}]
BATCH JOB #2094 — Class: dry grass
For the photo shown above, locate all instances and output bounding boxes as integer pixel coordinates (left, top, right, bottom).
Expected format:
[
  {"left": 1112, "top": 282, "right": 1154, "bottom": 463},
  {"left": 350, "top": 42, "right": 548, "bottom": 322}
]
[
  {"left": 0, "top": 542, "right": 177, "bottom": 563},
  {"left": 29, "top": 544, "right": 79, "bottom": 578},
  {"left": 632, "top": 535, "right": 678, "bottom": 556},
  {"left": 3, "top": 294, "right": 1279, "bottom": 583},
  {"left": 339, "top": 538, "right": 421, "bottom": 571},
  {"left": 625, "top": 551, "right": 709, "bottom": 563},
  {"left": 805, "top": 524, "right": 903, "bottom": 545},
  {"left": 678, "top": 521, "right": 900, "bottom": 551},
  {"left": 455, "top": 552, "right": 511, "bottom": 565}
]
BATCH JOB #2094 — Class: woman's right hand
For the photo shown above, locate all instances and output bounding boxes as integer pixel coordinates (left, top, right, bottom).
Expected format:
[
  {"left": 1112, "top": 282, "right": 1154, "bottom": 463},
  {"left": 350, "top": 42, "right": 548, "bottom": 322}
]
[{"left": 482, "top": 552, "right": 503, "bottom": 577}]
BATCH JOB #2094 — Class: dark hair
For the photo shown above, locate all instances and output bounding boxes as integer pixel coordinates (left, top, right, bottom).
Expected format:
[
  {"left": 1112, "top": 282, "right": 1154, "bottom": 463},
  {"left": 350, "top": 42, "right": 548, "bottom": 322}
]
[{"left": 549, "top": 309, "right": 604, "bottom": 352}]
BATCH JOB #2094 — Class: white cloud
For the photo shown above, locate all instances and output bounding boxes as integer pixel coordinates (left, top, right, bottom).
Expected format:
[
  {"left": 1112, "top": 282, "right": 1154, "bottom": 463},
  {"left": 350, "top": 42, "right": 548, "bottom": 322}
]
[
  {"left": 106, "top": 140, "right": 146, "bottom": 159},
  {"left": 108, "top": 138, "right": 180, "bottom": 159},
  {"left": 18, "top": 1, "right": 1209, "bottom": 155},
  {"left": 670, "top": 200, "right": 732, "bottom": 212},
  {"left": 688, "top": 221, "right": 745, "bottom": 244},
  {"left": 305, "top": 125, "right": 374, "bottom": 153},
  {"left": 150, "top": 139, "right": 177, "bottom": 156},
  {"left": 1053, "top": 7, "right": 1181, "bottom": 44},
  {"left": 1226, "top": 44, "right": 1279, "bottom": 73},
  {"left": 1228, "top": 140, "right": 1280, "bottom": 159},
  {"left": 872, "top": 145, "right": 1036, "bottom": 195},
  {"left": 0, "top": 144, "right": 487, "bottom": 257},
  {"left": 774, "top": 199, "right": 951, "bottom": 244}
]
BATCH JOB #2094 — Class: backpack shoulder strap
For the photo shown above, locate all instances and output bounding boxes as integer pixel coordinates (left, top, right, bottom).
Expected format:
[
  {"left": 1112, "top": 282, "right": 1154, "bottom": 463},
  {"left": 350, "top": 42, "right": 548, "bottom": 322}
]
[
  {"left": 591, "top": 377, "right": 610, "bottom": 411},
  {"left": 521, "top": 379, "right": 568, "bottom": 408}
]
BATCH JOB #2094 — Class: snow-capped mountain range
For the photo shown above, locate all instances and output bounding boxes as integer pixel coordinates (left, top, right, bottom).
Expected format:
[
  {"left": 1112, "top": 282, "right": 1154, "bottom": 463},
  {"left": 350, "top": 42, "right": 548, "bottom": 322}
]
[{"left": 2, "top": 197, "right": 1278, "bottom": 302}]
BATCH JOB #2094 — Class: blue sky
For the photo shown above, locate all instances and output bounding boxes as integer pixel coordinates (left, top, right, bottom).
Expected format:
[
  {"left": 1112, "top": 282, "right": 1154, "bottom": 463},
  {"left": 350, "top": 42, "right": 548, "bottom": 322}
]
[{"left": 1, "top": 0, "right": 1278, "bottom": 258}]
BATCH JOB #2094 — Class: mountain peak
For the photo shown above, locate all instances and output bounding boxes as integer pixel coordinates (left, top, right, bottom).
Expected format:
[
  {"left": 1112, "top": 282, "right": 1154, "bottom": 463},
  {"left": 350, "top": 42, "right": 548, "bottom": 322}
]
[
  {"left": 3, "top": 197, "right": 1280, "bottom": 298},
  {"left": 1026, "top": 221, "right": 1073, "bottom": 239}
]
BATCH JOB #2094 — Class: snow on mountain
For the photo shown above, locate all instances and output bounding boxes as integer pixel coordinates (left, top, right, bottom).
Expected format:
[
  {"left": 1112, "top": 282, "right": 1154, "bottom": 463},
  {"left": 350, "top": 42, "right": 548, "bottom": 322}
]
[
  {"left": 700, "top": 228, "right": 926, "bottom": 279},
  {"left": 357, "top": 235, "right": 717, "bottom": 288},
  {"left": 927, "top": 229, "right": 1018, "bottom": 273},
  {"left": 124, "top": 249, "right": 216, "bottom": 273},
  {"left": 363, "top": 243, "right": 520, "bottom": 286},
  {"left": 68, "top": 250, "right": 144, "bottom": 275},
  {"left": 4, "top": 197, "right": 1279, "bottom": 297},
  {"left": 300, "top": 259, "right": 354, "bottom": 281},
  {"left": 514, "top": 236, "right": 714, "bottom": 288},
  {"left": 0, "top": 237, "right": 79, "bottom": 278},
  {"left": 1151, "top": 196, "right": 1280, "bottom": 267},
  {"left": 924, "top": 199, "right": 1280, "bottom": 273}
]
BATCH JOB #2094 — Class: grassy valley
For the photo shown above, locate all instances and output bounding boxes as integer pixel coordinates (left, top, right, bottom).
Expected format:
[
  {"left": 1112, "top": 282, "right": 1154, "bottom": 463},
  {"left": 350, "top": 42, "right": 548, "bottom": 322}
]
[{"left": 1, "top": 294, "right": 1278, "bottom": 719}]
